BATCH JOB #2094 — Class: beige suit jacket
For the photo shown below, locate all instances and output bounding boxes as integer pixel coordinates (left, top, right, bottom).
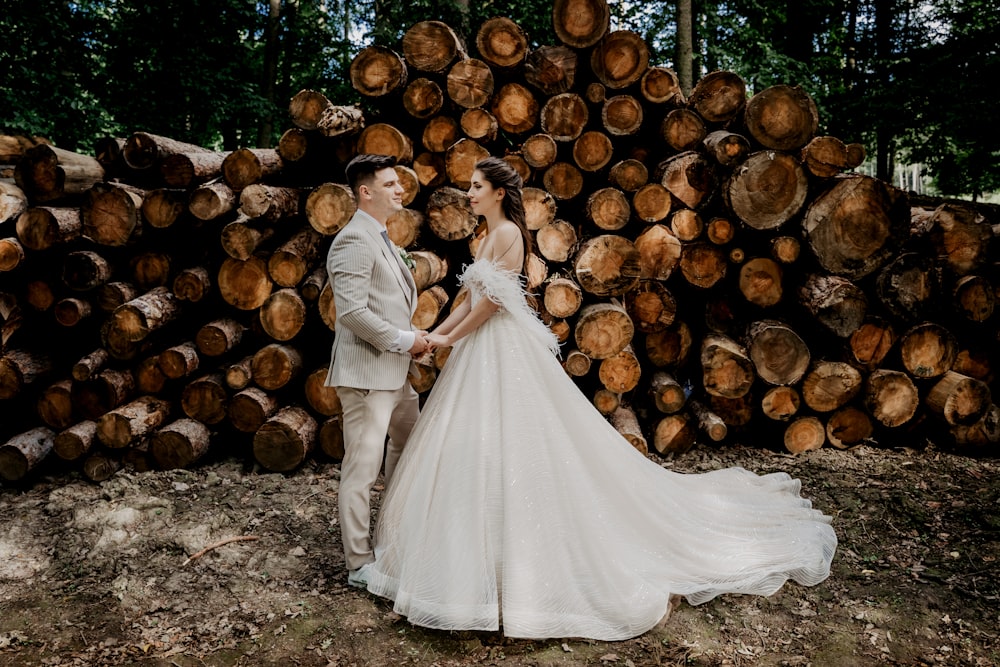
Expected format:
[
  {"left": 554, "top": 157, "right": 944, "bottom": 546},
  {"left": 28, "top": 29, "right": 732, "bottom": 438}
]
[{"left": 324, "top": 209, "right": 418, "bottom": 391}]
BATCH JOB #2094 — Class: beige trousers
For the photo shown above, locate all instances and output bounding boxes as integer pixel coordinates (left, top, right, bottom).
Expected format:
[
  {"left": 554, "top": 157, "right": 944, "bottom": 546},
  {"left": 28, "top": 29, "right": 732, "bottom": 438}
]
[{"left": 337, "top": 383, "right": 420, "bottom": 571}]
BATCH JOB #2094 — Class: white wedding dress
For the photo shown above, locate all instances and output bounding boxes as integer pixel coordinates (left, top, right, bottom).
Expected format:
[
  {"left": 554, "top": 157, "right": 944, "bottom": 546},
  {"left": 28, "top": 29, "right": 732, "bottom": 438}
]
[{"left": 365, "top": 260, "right": 837, "bottom": 641}]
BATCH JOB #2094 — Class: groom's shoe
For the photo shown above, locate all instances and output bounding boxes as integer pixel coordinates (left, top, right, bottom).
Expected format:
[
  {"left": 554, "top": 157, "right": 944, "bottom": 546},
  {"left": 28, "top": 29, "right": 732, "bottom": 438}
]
[{"left": 347, "top": 562, "right": 374, "bottom": 588}]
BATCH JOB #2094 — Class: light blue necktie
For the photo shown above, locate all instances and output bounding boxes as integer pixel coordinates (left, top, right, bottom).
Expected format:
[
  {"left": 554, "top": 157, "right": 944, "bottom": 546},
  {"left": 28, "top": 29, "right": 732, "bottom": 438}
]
[{"left": 380, "top": 229, "right": 393, "bottom": 252}]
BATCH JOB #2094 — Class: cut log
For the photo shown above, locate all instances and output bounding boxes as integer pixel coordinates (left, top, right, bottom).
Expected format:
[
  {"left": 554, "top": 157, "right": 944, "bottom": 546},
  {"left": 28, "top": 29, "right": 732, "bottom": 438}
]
[
  {"left": 218, "top": 256, "right": 274, "bottom": 310},
  {"left": 426, "top": 186, "right": 476, "bottom": 240},
  {"left": 304, "top": 367, "right": 342, "bottom": 417},
  {"left": 222, "top": 148, "right": 283, "bottom": 191},
  {"left": 141, "top": 188, "right": 188, "bottom": 229},
  {"left": 599, "top": 345, "right": 641, "bottom": 393},
  {"left": 669, "top": 208, "right": 703, "bottom": 242},
  {"left": 801, "top": 360, "right": 863, "bottom": 412},
  {"left": 82, "top": 451, "right": 122, "bottom": 482},
  {"left": 540, "top": 93, "right": 588, "bottom": 142},
  {"left": 259, "top": 288, "right": 307, "bottom": 342},
  {"left": 196, "top": 318, "right": 246, "bottom": 357},
  {"left": 130, "top": 251, "right": 172, "bottom": 291},
  {"left": 703, "top": 130, "right": 750, "bottom": 166},
  {"left": 573, "top": 301, "right": 634, "bottom": 360},
  {"left": 476, "top": 17, "right": 527, "bottom": 68},
  {"left": 770, "top": 235, "right": 801, "bottom": 264},
  {"left": 573, "top": 131, "right": 614, "bottom": 172},
  {"left": 745, "top": 84, "right": 819, "bottom": 151},
  {"left": 602, "top": 95, "right": 643, "bottom": 136},
  {"left": 55, "top": 249, "right": 110, "bottom": 292},
  {"left": 288, "top": 89, "right": 333, "bottom": 131},
  {"left": 72, "top": 349, "right": 109, "bottom": 382},
  {"left": 269, "top": 226, "right": 323, "bottom": 288},
  {"left": 562, "top": 349, "right": 592, "bottom": 377},
  {"left": 899, "top": 321, "right": 958, "bottom": 379},
  {"left": 157, "top": 341, "right": 201, "bottom": 380},
  {"left": 802, "top": 174, "right": 908, "bottom": 280},
  {"left": 542, "top": 162, "right": 584, "bottom": 200},
  {"left": 70, "top": 367, "right": 135, "bottom": 421},
  {"left": 107, "top": 286, "right": 182, "bottom": 341},
  {"left": 524, "top": 45, "right": 577, "bottom": 96},
  {"left": 608, "top": 159, "right": 648, "bottom": 192},
  {"left": 552, "top": 0, "right": 609, "bottom": 48},
  {"left": 53, "top": 420, "right": 98, "bottom": 461},
  {"left": 221, "top": 216, "right": 278, "bottom": 260},
  {"left": 15, "top": 144, "right": 105, "bottom": 202},
  {"left": 408, "top": 362, "right": 437, "bottom": 394},
  {"left": 16, "top": 206, "right": 82, "bottom": 250},
  {"left": 688, "top": 71, "right": 746, "bottom": 124},
  {"left": 252, "top": 343, "right": 303, "bottom": 391},
  {"left": 593, "top": 389, "right": 620, "bottom": 415},
  {"left": 36, "top": 378, "right": 74, "bottom": 430},
  {"left": 409, "top": 250, "right": 449, "bottom": 291},
  {"left": 445, "top": 58, "right": 494, "bottom": 110},
  {"left": 626, "top": 280, "right": 676, "bottom": 333},
  {"left": 413, "top": 153, "right": 447, "bottom": 188},
  {"left": 573, "top": 235, "right": 640, "bottom": 297},
  {"left": 225, "top": 355, "right": 255, "bottom": 391},
  {"left": 662, "top": 108, "right": 706, "bottom": 152},
  {"left": 317, "top": 104, "right": 365, "bottom": 138},
  {"left": 253, "top": 406, "right": 316, "bottom": 472},
  {"left": 239, "top": 184, "right": 301, "bottom": 222},
  {"left": 864, "top": 369, "right": 919, "bottom": 427},
  {"left": 445, "top": 138, "right": 490, "bottom": 190},
  {"left": 188, "top": 181, "right": 237, "bottom": 221},
  {"left": 633, "top": 224, "right": 681, "bottom": 281},
  {"left": 413, "top": 285, "right": 449, "bottom": 330},
  {"left": 653, "top": 413, "right": 697, "bottom": 455},
  {"left": 422, "top": 116, "right": 461, "bottom": 153},
  {"left": 543, "top": 277, "right": 583, "bottom": 318},
  {"left": 611, "top": 405, "right": 648, "bottom": 454},
  {"left": 0, "top": 427, "right": 55, "bottom": 481},
  {"left": 54, "top": 297, "right": 92, "bottom": 327},
  {"left": 172, "top": 266, "right": 211, "bottom": 303},
  {"left": 761, "top": 385, "right": 801, "bottom": 421},
  {"left": 123, "top": 132, "right": 211, "bottom": 170},
  {"left": 744, "top": 319, "right": 810, "bottom": 386},
  {"left": 135, "top": 355, "right": 166, "bottom": 394},
  {"left": 700, "top": 334, "right": 754, "bottom": 399},
  {"left": 318, "top": 415, "right": 345, "bottom": 460},
  {"left": 783, "top": 416, "right": 825, "bottom": 454},
  {"left": 950, "top": 404, "right": 1000, "bottom": 449},
  {"left": 350, "top": 46, "right": 408, "bottom": 97},
  {"left": 726, "top": 151, "right": 808, "bottom": 230},
  {"left": 180, "top": 373, "right": 229, "bottom": 425},
  {"left": 649, "top": 371, "right": 686, "bottom": 414},
  {"left": 925, "top": 371, "right": 991, "bottom": 426},
  {"left": 952, "top": 275, "right": 994, "bottom": 322},
  {"left": 826, "top": 405, "right": 873, "bottom": 449},
  {"left": 629, "top": 184, "right": 669, "bottom": 225},
  {"left": 403, "top": 77, "right": 444, "bottom": 119},
  {"left": 590, "top": 30, "right": 648, "bottom": 89},
  {"left": 151, "top": 418, "right": 211, "bottom": 470},
  {"left": 403, "top": 20, "right": 466, "bottom": 73},
  {"left": 710, "top": 393, "right": 755, "bottom": 427},
  {"left": 0, "top": 349, "right": 54, "bottom": 400},
  {"left": 659, "top": 151, "right": 716, "bottom": 210},
  {"left": 927, "top": 202, "right": 993, "bottom": 276},
  {"left": 799, "top": 273, "right": 867, "bottom": 338},
  {"left": 536, "top": 219, "right": 577, "bottom": 263},
  {"left": 81, "top": 181, "right": 144, "bottom": 246},
  {"left": 645, "top": 320, "right": 693, "bottom": 369},
  {"left": 228, "top": 386, "right": 279, "bottom": 433},
  {"left": 689, "top": 399, "right": 727, "bottom": 442},
  {"left": 848, "top": 317, "right": 896, "bottom": 371},
  {"left": 801, "top": 135, "right": 866, "bottom": 177},
  {"left": 706, "top": 217, "right": 735, "bottom": 245},
  {"left": 305, "top": 182, "right": 355, "bottom": 236},
  {"left": 679, "top": 242, "right": 727, "bottom": 289},
  {"left": 160, "top": 150, "right": 228, "bottom": 188},
  {"left": 586, "top": 187, "right": 629, "bottom": 231},
  {"left": 96, "top": 396, "right": 172, "bottom": 449},
  {"left": 738, "top": 257, "right": 783, "bottom": 307},
  {"left": 640, "top": 66, "right": 682, "bottom": 104},
  {"left": 491, "top": 82, "right": 539, "bottom": 134}
]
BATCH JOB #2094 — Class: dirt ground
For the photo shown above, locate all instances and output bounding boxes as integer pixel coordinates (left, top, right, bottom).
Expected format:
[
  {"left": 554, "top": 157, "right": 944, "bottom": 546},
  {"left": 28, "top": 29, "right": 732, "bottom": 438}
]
[{"left": 1, "top": 436, "right": 998, "bottom": 667}]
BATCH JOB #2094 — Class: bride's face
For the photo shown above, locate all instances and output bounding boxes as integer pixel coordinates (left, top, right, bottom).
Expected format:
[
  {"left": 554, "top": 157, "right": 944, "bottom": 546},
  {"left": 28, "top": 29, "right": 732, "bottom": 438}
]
[{"left": 467, "top": 170, "right": 504, "bottom": 218}]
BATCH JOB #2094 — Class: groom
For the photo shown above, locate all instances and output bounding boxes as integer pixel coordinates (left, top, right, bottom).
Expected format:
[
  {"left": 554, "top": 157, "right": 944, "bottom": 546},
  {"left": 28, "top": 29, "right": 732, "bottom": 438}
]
[{"left": 325, "top": 153, "right": 428, "bottom": 588}]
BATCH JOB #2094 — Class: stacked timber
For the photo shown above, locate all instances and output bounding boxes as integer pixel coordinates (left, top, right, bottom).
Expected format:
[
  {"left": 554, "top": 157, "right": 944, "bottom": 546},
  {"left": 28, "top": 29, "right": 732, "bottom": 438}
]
[{"left": 2, "top": 0, "right": 999, "bottom": 484}]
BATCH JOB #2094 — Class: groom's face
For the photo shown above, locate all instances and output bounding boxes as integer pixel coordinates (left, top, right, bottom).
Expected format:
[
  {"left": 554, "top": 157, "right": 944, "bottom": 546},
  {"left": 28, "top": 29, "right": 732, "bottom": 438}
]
[{"left": 360, "top": 167, "right": 405, "bottom": 222}]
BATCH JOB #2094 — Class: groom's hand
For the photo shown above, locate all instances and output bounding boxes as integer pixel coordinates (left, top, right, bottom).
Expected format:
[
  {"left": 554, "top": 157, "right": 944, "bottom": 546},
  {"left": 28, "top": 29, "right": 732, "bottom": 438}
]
[{"left": 409, "top": 331, "right": 430, "bottom": 355}]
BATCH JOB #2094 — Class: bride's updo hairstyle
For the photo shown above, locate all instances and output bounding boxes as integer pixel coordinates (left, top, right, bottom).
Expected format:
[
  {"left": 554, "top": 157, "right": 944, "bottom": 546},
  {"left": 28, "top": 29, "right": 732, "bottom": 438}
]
[{"left": 474, "top": 157, "right": 535, "bottom": 268}]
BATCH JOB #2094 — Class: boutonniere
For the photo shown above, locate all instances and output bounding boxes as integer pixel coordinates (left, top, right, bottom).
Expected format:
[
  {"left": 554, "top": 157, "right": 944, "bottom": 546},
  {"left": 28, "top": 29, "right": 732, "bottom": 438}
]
[{"left": 398, "top": 246, "right": 415, "bottom": 270}]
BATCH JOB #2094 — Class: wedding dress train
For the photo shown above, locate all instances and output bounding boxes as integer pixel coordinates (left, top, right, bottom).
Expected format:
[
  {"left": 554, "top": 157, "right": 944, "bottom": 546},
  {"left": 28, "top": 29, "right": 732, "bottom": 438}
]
[{"left": 365, "top": 260, "right": 837, "bottom": 641}]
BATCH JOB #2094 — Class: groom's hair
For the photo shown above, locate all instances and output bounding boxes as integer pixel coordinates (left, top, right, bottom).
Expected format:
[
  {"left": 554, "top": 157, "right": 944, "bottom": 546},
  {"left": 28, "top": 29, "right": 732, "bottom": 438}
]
[{"left": 345, "top": 153, "right": 398, "bottom": 195}]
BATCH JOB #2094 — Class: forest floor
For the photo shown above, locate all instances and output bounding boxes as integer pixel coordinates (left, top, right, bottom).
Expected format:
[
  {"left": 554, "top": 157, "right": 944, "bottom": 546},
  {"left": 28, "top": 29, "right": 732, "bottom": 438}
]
[{"left": 1, "top": 437, "right": 998, "bottom": 667}]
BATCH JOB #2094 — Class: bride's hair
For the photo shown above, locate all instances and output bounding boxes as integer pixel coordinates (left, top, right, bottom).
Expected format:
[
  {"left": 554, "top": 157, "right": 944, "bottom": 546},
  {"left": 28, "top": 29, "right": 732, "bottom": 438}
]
[{"left": 474, "top": 157, "right": 535, "bottom": 269}]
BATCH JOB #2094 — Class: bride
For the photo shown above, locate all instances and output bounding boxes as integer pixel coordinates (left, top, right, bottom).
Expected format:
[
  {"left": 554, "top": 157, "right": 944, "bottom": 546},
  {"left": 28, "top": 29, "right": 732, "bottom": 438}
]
[{"left": 361, "top": 156, "right": 837, "bottom": 641}]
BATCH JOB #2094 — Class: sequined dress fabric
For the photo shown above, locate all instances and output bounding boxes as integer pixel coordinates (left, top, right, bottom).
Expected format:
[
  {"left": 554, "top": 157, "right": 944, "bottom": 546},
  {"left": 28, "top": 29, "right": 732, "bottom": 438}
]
[{"left": 365, "top": 260, "right": 837, "bottom": 640}]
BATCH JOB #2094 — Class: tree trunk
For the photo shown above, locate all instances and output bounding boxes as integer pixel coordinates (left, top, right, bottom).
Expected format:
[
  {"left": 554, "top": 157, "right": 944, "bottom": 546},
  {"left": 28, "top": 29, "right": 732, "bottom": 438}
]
[
  {"left": 151, "top": 418, "right": 211, "bottom": 469},
  {"left": 222, "top": 148, "right": 284, "bottom": 192},
  {"left": 253, "top": 406, "right": 316, "bottom": 472},
  {"left": 925, "top": 371, "right": 991, "bottom": 426},
  {"left": 0, "top": 427, "right": 55, "bottom": 481},
  {"left": 15, "top": 144, "right": 105, "bottom": 202},
  {"left": 53, "top": 420, "right": 98, "bottom": 461},
  {"left": 15, "top": 206, "right": 81, "bottom": 250},
  {"left": 251, "top": 343, "right": 303, "bottom": 391},
  {"left": 123, "top": 132, "right": 212, "bottom": 171},
  {"left": 180, "top": 373, "right": 229, "bottom": 425},
  {"left": 96, "top": 395, "right": 172, "bottom": 449},
  {"left": 160, "top": 150, "right": 228, "bottom": 188}
]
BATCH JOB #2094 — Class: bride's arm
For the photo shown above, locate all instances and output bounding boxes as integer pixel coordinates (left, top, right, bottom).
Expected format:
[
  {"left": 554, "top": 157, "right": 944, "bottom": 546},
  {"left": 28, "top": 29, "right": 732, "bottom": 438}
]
[{"left": 427, "top": 227, "right": 523, "bottom": 347}]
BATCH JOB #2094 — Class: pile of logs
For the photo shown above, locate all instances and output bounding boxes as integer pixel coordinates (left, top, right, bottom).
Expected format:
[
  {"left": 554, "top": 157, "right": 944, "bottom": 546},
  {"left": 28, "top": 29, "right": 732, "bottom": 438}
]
[{"left": 2, "top": 0, "right": 999, "bottom": 483}]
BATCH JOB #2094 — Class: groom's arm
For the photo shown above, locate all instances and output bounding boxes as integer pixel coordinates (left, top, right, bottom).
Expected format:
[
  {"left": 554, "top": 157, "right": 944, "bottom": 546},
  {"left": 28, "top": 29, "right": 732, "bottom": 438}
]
[{"left": 328, "top": 233, "right": 403, "bottom": 352}]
